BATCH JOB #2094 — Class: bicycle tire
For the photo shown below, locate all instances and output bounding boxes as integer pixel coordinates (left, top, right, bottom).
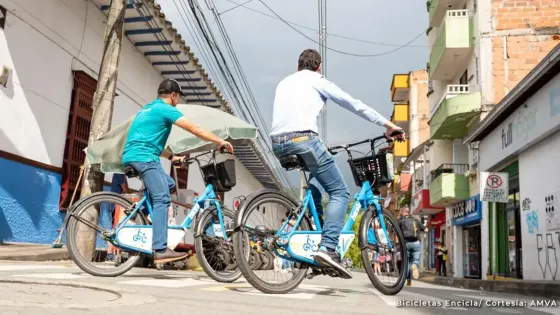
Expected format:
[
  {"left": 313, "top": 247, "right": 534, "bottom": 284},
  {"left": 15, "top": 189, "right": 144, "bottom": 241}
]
[
  {"left": 232, "top": 191, "right": 311, "bottom": 294},
  {"left": 66, "top": 192, "right": 148, "bottom": 277},
  {"left": 194, "top": 206, "right": 241, "bottom": 283},
  {"left": 359, "top": 208, "right": 408, "bottom": 295}
]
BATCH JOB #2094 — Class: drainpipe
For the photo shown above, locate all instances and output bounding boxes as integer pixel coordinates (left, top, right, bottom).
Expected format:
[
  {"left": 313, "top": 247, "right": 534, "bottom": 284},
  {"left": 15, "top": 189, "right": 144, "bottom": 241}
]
[{"left": 503, "top": 36, "right": 509, "bottom": 95}]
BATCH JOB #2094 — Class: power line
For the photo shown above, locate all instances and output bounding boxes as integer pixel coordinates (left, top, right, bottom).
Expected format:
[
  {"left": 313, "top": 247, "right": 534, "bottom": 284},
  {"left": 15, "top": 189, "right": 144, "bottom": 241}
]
[
  {"left": 220, "top": 0, "right": 428, "bottom": 48},
  {"left": 256, "top": 0, "right": 425, "bottom": 58}
]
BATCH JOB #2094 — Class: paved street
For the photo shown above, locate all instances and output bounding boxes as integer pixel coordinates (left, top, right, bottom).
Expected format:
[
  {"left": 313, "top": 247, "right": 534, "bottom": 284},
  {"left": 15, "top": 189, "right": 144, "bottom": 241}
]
[{"left": 0, "top": 261, "right": 558, "bottom": 315}]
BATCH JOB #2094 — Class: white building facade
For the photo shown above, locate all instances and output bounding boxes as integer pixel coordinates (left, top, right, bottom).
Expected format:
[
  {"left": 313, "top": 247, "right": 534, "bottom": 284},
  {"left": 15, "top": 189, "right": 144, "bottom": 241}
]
[
  {"left": 467, "top": 46, "right": 560, "bottom": 280},
  {"left": 0, "top": 0, "right": 280, "bottom": 244}
]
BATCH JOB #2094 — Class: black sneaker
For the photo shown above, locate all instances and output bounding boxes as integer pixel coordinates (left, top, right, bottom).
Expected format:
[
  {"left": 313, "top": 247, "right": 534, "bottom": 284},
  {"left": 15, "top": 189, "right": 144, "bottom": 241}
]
[{"left": 313, "top": 248, "right": 353, "bottom": 279}]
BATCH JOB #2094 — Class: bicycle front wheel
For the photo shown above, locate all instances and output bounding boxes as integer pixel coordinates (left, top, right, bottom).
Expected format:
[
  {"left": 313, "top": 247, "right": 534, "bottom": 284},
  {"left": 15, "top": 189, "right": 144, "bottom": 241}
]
[
  {"left": 66, "top": 192, "right": 148, "bottom": 277},
  {"left": 194, "top": 205, "right": 241, "bottom": 283},
  {"left": 359, "top": 208, "right": 408, "bottom": 295}
]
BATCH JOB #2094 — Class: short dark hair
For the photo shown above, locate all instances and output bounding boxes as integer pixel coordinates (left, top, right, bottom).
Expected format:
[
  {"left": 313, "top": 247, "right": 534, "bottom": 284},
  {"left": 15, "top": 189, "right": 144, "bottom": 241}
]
[{"left": 298, "top": 49, "right": 321, "bottom": 71}]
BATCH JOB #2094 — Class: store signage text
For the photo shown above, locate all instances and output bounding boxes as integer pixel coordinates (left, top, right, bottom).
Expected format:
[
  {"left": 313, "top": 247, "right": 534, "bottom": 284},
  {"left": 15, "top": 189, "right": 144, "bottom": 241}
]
[
  {"left": 500, "top": 105, "right": 537, "bottom": 150},
  {"left": 480, "top": 172, "right": 509, "bottom": 203},
  {"left": 452, "top": 195, "right": 482, "bottom": 226}
]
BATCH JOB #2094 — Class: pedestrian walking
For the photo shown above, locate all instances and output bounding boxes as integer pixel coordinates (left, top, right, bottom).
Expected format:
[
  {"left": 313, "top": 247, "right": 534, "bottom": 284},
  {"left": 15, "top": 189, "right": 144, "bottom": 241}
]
[{"left": 397, "top": 206, "right": 428, "bottom": 286}]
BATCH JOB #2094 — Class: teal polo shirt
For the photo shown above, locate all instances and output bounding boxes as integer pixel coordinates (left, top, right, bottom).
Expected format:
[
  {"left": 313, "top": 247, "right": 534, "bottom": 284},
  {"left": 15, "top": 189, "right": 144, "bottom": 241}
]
[{"left": 122, "top": 98, "right": 183, "bottom": 164}]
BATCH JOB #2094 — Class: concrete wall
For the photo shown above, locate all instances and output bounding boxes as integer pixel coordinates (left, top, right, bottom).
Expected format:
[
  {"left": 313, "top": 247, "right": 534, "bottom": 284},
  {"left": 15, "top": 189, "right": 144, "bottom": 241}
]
[
  {"left": 428, "top": 140, "right": 453, "bottom": 172},
  {"left": 518, "top": 129, "right": 560, "bottom": 281}
]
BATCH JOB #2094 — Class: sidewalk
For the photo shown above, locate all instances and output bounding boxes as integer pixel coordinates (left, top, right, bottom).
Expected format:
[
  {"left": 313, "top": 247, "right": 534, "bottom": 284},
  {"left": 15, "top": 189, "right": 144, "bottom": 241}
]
[
  {"left": 0, "top": 243, "right": 69, "bottom": 261},
  {"left": 419, "top": 271, "right": 560, "bottom": 299}
]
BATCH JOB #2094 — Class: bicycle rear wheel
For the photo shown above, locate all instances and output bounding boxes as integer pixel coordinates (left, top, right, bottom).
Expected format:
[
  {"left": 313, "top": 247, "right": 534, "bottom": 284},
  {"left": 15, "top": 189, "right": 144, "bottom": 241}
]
[
  {"left": 232, "top": 191, "right": 311, "bottom": 294},
  {"left": 359, "top": 208, "right": 407, "bottom": 295},
  {"left": 66, "top": 192, "right": 148, "bottom": 277}
]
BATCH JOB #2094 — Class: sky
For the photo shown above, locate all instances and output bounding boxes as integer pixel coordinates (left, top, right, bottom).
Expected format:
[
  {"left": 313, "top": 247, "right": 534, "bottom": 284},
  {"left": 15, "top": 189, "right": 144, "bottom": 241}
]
[{"left": 159, "top": 0, "right": 429, "bottom": 190}]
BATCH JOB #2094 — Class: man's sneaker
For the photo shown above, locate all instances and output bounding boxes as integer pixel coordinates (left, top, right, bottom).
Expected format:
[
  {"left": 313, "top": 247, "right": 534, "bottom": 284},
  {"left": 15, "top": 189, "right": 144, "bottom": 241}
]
[
  {"left": 407, "top": 279, "right": 412, "bottom": 286},
  {"left": 154, "top": 249, "right": 188, "bottom": 264},
  {"left": 313, "top": 248, "right": 353, "bottom": 279},
  {"left": 411, "top": 264, "right": 419, "bottom": 279}
]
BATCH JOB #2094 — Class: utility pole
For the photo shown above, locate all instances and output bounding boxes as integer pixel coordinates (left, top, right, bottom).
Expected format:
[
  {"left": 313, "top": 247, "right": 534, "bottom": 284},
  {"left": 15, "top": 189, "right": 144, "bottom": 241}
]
[
  {"left": 318, "top": 0, "right": 327, "bottom": 145},
  {"left": 75, "top": 0, "right": 128, "bottom": 261}
]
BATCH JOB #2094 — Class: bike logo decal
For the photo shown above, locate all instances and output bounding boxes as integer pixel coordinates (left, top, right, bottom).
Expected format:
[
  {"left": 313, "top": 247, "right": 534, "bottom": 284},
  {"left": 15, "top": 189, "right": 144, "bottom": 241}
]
[
  {"left": 133, "top": 229, "right": 147, "bottom": 244},
  {"left": 302, "top": 235, "right": 318, "bottom": 252}
]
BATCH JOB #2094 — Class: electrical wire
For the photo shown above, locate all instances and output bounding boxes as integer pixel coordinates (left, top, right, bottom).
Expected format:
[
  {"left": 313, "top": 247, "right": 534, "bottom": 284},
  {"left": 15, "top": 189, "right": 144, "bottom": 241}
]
[
  {"left": 219, "top": 0, "right": 428, "bottom": 48},
  {"left": 256, "top": 0, "right": 425, "bottom": 58}
]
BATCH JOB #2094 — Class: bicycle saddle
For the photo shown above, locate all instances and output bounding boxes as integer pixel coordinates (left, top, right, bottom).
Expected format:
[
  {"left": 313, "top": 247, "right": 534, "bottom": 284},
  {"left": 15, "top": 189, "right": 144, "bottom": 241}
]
[
  {"left": 279, "top": 155, "right": 303, "bottom": 170},
  {"left": 123, "top": 165, "right": 138, "bottom": 178}
]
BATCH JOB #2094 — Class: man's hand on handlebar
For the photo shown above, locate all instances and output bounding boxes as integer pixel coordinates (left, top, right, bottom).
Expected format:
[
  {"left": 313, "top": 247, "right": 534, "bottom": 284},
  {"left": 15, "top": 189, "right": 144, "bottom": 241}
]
[
  {"left": 384, "top": 123, "right": 406, "bottom": 142},
  {"left": 217, "top": 140, "right": 234, "bottom": 154},
  {"left": 171, "top": 155, "right": 187, "bottom": 166}
]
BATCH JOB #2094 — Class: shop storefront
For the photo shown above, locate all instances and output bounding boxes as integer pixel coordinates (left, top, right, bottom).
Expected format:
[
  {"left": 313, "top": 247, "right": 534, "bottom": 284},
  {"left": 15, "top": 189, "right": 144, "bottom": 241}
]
[
  {"left": 412, "top": 188, "right": 445, "bottom": 271},
  {"left": 428, "top": 211, "right": 446, "bottom": 271},
  {"left": 467, "top": 46, "right": 560, "bottom": 280},
  {"left": 451, "top": 194, "right": 482, "bottom": 279}
]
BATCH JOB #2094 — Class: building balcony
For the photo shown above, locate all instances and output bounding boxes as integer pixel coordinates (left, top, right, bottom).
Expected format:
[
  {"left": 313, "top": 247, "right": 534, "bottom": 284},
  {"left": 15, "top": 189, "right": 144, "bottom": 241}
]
[
  {"left": 429, "top": 163, "right": 470, "bottom": 207},
  {"left": 429, "top": 85, "right": 481, "bottom": 139},
  {"left": 391, "top": 104, "right": 409, "bottom": 131},
  {"left": 393, "top": 138, "right": 409, "bottom": 158},
  {"left": 390, "top": 74, "right": 410, "bottom": 103},
  {"left": 428, "top": 0, "right": 468, "bottom": 28},
  {"left": 429, "top": 10, "right": 474, "bottom": 81}
]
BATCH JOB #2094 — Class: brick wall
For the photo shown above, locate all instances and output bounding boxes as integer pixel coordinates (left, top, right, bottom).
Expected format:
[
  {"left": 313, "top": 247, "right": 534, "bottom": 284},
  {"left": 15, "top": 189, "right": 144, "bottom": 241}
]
[
  {"left": 491, "top": 0, "right": 560, "bottom": 102},
  {"left": 411, "top": 70, "right": 431, "bottom": 144}
]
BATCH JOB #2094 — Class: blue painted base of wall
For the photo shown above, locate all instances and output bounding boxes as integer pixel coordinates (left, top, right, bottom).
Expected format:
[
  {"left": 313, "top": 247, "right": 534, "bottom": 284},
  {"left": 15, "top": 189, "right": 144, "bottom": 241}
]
[
  {"left": 0, "top": 156, "right": 114, "bottom": 249},
  {"left": 0, "top": 157, "right": 64, "bottom": 244}
]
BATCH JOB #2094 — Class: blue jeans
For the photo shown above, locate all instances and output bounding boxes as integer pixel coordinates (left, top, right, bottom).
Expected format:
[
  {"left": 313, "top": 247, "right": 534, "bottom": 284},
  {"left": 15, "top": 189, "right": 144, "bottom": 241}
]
[
  {"left": 272, "top": 136, "right": 350, "bottom": 251},
  {"left": 406, "top": 240, "right": 422, "bottom": 280},
  {"left": 126, "top": 161, "right": 175, "bottom": 252}
]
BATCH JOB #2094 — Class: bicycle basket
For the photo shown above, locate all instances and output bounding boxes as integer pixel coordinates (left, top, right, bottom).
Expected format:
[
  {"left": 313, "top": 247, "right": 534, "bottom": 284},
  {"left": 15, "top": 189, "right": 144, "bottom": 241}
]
[
  {"left": 348, "top": 152, "right": 394, "bottom": 188},
  {"left": 200, "top": 157, "right": 237, "bottom": 192}
]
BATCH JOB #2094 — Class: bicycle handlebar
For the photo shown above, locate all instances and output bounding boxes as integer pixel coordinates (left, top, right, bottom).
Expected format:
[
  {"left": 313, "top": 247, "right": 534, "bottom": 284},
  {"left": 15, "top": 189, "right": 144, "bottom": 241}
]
[{"left": 328, "top": 130, "right": 405, "bottom": 156}]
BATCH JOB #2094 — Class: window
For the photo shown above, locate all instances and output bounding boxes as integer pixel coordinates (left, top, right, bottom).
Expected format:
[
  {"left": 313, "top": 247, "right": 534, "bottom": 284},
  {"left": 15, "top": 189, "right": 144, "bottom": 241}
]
[{"left": 59, "top": 71, "right": 96, "bottom": 210}]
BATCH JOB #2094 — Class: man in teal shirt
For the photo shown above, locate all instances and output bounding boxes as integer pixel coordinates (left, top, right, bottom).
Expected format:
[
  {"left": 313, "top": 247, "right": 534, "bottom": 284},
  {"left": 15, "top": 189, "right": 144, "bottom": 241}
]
[{"left": 123, "top": 79, "right": 233, "bottom": 264}]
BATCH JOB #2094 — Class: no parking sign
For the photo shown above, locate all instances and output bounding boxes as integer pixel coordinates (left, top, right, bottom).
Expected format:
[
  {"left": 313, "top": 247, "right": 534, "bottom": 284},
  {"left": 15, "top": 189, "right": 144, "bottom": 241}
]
[{"left": 480, "top": 172, "right": 509, "bottom": 203}]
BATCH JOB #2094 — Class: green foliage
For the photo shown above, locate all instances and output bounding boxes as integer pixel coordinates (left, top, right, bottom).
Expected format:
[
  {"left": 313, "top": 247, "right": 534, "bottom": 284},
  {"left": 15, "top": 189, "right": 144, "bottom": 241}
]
[{"left": 344, "top": 201, "right": 364, "bottom": 268}]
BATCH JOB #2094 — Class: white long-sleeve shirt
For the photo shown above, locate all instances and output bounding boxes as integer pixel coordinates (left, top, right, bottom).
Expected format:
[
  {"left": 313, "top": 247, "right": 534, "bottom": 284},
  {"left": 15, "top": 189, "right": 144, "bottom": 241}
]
[{"left": 270, "top": 70, "right": 390, "bottom": 136}]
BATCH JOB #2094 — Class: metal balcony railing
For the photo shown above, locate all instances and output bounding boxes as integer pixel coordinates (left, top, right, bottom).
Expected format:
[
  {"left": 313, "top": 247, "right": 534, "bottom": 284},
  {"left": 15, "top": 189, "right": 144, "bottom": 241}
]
[{"left": 429, "top": 163, "right": 469, "bottom": 182}]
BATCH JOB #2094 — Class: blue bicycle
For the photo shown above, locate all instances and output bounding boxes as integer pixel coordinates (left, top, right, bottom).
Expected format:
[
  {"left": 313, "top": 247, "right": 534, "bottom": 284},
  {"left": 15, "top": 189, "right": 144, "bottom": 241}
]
[
  {"left": 232, "top": 132, "right": 408, "bottom": 294},
  {"left": 65, "top": 149, "right": 241, "bottom": 283}
]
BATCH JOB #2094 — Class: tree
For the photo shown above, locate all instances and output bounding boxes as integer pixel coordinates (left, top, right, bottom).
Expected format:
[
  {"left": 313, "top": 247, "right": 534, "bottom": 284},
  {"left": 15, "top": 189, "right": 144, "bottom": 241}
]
[{"left": 75, "top": 0, "right": 128, "bottom": 261}]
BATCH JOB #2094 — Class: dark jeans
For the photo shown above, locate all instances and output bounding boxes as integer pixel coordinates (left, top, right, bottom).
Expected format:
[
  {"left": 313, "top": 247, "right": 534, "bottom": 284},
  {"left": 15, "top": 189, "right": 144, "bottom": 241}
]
[
  {"left": 272, "top": 136, "right": 350, "bottom": 250},
  {"left": 126, "top": 161, "right": 175, "bottom": 251},
  {"left": 406, "top": 240, "right": 421, "bottom": 280},
  {"left": 437, "top": 256, "right": 447, "bottom": 276}
]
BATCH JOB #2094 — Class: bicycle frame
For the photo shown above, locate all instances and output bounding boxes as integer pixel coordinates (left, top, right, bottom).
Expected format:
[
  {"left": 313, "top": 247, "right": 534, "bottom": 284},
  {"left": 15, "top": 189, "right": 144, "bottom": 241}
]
[
  {"left": 110, "top": 152, "right": 230, "bottom": 255},
  {"left": 270, "top": 134, "right": 400, "bottom": 266},
  {"left": 273, "top": 173, "right": 393, "bottom": 266}
]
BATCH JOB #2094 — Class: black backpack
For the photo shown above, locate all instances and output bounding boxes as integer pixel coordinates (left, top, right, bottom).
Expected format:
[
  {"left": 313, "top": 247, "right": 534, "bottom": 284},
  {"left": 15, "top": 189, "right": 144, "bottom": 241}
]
[{"left": 400, "top": 216, "right": 419, "bottom": 241}]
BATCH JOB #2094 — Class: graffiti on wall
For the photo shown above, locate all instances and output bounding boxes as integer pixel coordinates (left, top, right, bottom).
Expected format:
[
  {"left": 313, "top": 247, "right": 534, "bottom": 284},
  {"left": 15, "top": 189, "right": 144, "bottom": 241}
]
[
  {"left": 545, "top": 193, "right": 560, "bottom": 231},
  {"left": 536, "top": 232, "right": 560, "bottom": 280},
  {"left": 526, "top": 210, "right": 539, "bottom": 234}
]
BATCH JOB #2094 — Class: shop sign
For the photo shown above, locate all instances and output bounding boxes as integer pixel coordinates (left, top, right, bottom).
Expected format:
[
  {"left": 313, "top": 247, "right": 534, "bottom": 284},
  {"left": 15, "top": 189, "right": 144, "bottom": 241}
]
[
  {"left": 452, "top": 194, "right": 482, "bottom": 226},
  {"left": 480, "top": 172, "right": 509, "bottom": 203}
]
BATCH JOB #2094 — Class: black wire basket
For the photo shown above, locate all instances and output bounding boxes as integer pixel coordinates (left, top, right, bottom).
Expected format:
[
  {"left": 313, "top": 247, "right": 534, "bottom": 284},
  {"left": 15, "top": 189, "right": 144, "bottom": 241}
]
[
  {"left": 348, "top": 152, "right": 394, "bottom": 188},
  {"left": 200, "top": 158, "right": 237, "bottom": 192}
]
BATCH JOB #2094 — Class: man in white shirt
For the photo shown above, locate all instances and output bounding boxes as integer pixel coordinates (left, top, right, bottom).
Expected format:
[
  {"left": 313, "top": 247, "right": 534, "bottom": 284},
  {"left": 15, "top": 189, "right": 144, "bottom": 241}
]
[{"left": 270, "top": 49, "right": 404, "bottom": 278}]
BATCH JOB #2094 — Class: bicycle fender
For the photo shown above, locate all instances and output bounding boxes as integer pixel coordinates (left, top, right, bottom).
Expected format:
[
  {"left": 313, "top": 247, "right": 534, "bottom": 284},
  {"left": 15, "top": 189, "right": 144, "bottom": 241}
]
[
  {"left": 193, "top": 205, "right": 216, "bottom": 238},
  {"left": 233, "top": 188, "right": 299, "bottom": 230},
  {"left": 63, "top": 191, "right": 132, "bottom": 231}
]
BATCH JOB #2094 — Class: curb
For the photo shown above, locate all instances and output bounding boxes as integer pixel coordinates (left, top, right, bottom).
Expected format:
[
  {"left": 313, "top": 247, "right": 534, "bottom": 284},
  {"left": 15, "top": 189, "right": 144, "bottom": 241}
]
[
  {"left": 0, "top": 250, "right": 70, "bottom": 262},
  {"left": 419, "top": 276, "right": 560, "bottom": 299}
]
